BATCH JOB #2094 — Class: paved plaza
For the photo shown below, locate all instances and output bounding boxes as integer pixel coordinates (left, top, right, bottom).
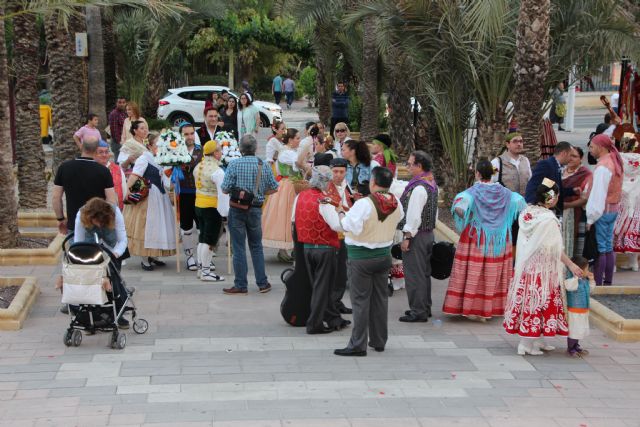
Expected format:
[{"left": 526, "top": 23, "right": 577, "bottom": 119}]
[{"left": 2, "top": 104, "right": 640, "bottom": 426}]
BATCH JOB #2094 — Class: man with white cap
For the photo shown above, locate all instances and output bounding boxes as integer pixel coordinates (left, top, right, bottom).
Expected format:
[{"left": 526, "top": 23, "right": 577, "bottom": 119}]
[{"left": 292, "top": 166, "right": 350, "bottom": 334}]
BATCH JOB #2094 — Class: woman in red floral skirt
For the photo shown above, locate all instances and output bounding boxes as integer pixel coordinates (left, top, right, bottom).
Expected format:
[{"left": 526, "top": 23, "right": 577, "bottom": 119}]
[{"left": 503, "top": 178, "right": 584, "bottom": 355}]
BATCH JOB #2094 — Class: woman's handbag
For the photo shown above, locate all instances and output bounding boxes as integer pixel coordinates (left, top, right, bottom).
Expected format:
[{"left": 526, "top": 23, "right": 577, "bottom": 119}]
[
  {"left": 125, "top": 177, "right": 150, "bottom": 204},
  {"left": 431, "top": 241, "right": 456, "bottom": 280},
  {"left": 229, "top": 161, "right": 262, "bottom": 210},
  {"left": 583, "top": 224, "right": 599, "bottom": 262}
]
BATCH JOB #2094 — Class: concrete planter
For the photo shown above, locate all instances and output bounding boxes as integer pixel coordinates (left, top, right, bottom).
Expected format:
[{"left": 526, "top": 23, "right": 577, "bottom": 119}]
[
  {"left": 590, "top": 286, "right": 640, "bottom": 342},
  {"left": 0, "top": 232, "right": 64, "bottom": 266},
  {"left": 18, "top": 211, "right": 57, "bottom": 228},
  {"left": 0, "top": 277, "right": 39, "bottom": 330}
]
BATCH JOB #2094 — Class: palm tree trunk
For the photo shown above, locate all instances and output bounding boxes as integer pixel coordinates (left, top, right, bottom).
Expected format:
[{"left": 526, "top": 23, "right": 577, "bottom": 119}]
[
  {"left": 512, "top": 0, "right": 550, "bottom": 163},
  {"left": 102, "top": 9, "right": 118, "bottom": 114},
  {"left": 12, "top": 1, "right": 48, "bottom": 209},
  {"left": 359, "top": 15, "right": 379, "bottom": 141},
  {"left": 475, "top": 106, "right": 507, "bottom": 160},
  {"left": 86, "top": 6, "right": 108, "bottom": 127},
  {"left": 142, "top": 63, "right": 164, "bottom": 119},
  {"left": 45, "top": 12, "right": 88, "bottom": 172},
  {"left": 0, "top": 5, "right": 20, "bottom": 248},
  {"left": 314, "top": 26, "right": 336, "bottom": 127},
  {"left": 386, "top": 55, "right": 414, "bottom": 160}
]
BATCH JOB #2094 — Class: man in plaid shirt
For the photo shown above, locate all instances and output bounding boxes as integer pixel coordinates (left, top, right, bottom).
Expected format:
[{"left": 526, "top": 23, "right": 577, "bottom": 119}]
[
  {"left": 108, "top": 97, "right": 127, "bottom": 161},
  {"left": 222, "top": 135, "right": 278, "bottom": 295}
]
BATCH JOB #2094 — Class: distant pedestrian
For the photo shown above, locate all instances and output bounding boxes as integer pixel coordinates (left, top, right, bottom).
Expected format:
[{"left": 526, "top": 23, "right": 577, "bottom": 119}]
[
  {"left": 73, "top": 114, "right": 102, "bottom": 150},
  {"left": 237, "top": 93, "right": 260, "bottom": 138},
  {"left": 221, "top": 135, "right": 279, "bottom": 295},
  {"left": 331, "top": 82, "right": 350, "bottom": 135},
  {"left": 120, "top": 101, "right": 146, "bottom": 145},
  {"left": 108, "top": 97, "right": 127, "bottom": 160},
  {"left": 283, "top": 75, "right": 295, "bottom": 109},
  {"left": 550, "top": 82, "right": 567, "bottom": 131},
  {"left": 272, "top": 73, "right": 284, "bottom": 105}
]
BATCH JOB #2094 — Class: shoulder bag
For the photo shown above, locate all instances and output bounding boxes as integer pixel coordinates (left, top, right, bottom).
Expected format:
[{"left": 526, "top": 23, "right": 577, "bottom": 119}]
[{"left": 229, "top": 160, "right": 262, "bottom": 210}]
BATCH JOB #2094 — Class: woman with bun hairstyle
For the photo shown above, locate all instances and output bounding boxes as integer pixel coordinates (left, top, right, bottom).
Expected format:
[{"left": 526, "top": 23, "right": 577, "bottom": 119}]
[
  {"left": 504, "top": 178, "right": 584, "bottom": 356},
  {"left": 261, "top": 128, "right": 303, "bottom": 262}
]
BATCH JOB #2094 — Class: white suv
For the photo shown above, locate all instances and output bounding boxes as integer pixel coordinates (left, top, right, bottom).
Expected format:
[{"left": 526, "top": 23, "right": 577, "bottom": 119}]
[{"left": 157, "top": 85, "right": 283, "bottom": 127}]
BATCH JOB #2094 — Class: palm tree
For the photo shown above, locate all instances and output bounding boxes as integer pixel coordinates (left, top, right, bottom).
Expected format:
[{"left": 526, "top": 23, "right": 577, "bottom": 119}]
[
  {"left": 386, "top": 53, "right": 415, "bottom": 160},
  {"left": 11, "top": 0, "right": 48, "bottom": 209},
  {"left": 86, "top": 5, "right": 108, "bottom": 125},
  {"left": 359, "top": 13, "right": 379, "bottom": 141},
  {"left": 512, "top": 0, "right": 550, "bottom": 163},
  {"left": 0, "top": 3, "right": 20, "bottom": 248}
]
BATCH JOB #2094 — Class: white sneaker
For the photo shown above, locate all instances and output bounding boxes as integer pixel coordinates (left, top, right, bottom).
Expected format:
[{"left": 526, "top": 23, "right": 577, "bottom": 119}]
[{"left": 201, "top": 271, "right": 224, "bottom": 282}]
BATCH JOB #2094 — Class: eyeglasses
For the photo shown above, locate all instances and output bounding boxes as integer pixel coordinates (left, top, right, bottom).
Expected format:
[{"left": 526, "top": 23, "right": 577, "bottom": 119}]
[
  {"left": 335, "top": 129, "right": 346, "bottom": 133},
  {"left": 405, "top": 161, "right": 415, "bottom": 167}
]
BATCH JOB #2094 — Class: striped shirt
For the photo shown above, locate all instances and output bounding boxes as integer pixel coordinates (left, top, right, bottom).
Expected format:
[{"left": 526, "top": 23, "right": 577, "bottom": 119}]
[{"left": 221, "top": 156, "right": 278, "bottom": 204}]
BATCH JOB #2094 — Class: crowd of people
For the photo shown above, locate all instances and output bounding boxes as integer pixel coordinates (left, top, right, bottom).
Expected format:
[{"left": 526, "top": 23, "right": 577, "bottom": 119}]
[{"left": 53, "top": 91, "right": 639, "bottom": 356}]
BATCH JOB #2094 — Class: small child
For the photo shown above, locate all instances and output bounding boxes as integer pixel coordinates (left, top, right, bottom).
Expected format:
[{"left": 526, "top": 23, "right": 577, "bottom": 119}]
[{"left": 564, "top": 256, "right": 595, "bottom": 357}]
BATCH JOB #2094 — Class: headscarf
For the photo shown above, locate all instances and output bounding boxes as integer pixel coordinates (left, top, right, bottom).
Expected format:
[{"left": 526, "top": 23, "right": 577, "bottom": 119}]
[
  {"left": 309, "top": 165, "right": 332, "bottom": 191},
  {"left": 373, "top": 134, "right": 398, "bottom": 166},
  {"left": 591, "top": 134, "right": 624, "bottom": 177}
]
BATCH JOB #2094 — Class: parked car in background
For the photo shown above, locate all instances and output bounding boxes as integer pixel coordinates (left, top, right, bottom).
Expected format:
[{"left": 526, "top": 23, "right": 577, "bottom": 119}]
[{"left": 157, "top": 86, "right": 283, "bottom": 127}]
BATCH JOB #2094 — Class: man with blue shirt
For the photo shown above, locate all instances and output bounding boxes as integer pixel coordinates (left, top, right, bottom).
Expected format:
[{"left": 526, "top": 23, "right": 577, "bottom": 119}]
[
  {"left": 272, "top": 73, "right": 283, "bottom": 105},
  {"left": 283, "top": 75, "right": 295, "bottom": 109},
  {"left": 221, "top": 135, "right": 279, "bottom": 295},
  {"left": 331, "top": 82, "right": 350, "bottom": 135}
]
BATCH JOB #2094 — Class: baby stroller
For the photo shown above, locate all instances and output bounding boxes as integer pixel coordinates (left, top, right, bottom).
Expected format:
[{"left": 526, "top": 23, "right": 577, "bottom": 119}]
[{"left": 60, "top": 234, "right": 148, "bottom": 349}]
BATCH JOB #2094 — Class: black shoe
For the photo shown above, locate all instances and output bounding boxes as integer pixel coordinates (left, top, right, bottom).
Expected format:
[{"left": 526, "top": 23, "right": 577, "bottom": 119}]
[
  {"left": 368, "top": 343, "right": 385, "bottom": 352},
  {"left": 141, "top": 262, "right": 154, "bottom": 271},
  {"left": 118, "top": 318, "right": 130, "bottom": 329},
  {"left": 307, "top": 327, "right": 334, "bottom": 334},
  {"left": 334, "top": 348, "right": 367, "bottom": 357},
  {"left": 405, "top": 310, "right": 432, "bottom": 318},
  {"left": 333, "top": 319, "right": 351, "bottom": 330},
  {"left": 399, "top": 314, "right": 428, "bottom": 323},
  {"left": 258, "top": 283, "right": 272, "bottom": 293},
  {"left": 60, "top": 305, "right": 69, "bottom": 314},
  {"left": 339, "top": 306, "right": 353, "bottom": 314},
  {"left": 148, "top": 257, "right": 166, "bottom": 267}
]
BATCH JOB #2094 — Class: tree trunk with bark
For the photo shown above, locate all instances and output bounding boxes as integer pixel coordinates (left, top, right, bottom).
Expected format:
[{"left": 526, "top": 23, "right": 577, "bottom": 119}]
[
  {"left": 475, "top": 105, "right": 507, "bottom": 160},
  {"left": 512, "top": 0, "right": 550, "bottom": 164},
  {"left": 314, "top": 27, "right": 335, "bottom": 126},
  {"left": 359, "top": 15, "right": 379, "bottom": 141},
  {"left": 12, "top": 2, "right": 48, "bottom": 209},
  {"left": 45, "top": 12, "right": 88, "bottom": 172},
  {"left": 143, "top": 60, "right": 164, "bottom": 119},
  {"left": 386, "top": 54, "right": 414, "bottom": 161},
  {"left": 414, "top": 99, "right": 450, "bottom": 198},
  {"left": 0, "top": 5, "right": 20, "bottom": 248},
  {"left": 102, "top": 10, "right": 118, "bottom": 115},
  {"left": 86, "top": 6, "right": 107, "bottom": 127}
]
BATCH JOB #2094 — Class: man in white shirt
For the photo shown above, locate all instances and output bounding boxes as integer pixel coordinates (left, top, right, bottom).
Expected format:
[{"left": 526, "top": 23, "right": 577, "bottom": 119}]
[
  {"left": 587, "top": 134, "right": 624, "bottom": 286},
  {"left": 398, "top": 151, "right": 439, "bottom": 322},
  {"left": 334, "top": 167, "right": 404, "bottom": 357},
  {"left": 491, "top": 132, "right": 531, "bottom": 196},
  {"left": 292, "top": 166, "right": 350, "bottom": 334}
]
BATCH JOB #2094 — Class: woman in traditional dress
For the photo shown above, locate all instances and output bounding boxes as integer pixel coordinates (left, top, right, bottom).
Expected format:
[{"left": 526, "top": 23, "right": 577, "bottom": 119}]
[
  {"left": 562, "top": 146, "right": 592, "bottom": 258},
  {"left": 504, "top": 178, "right": 584, "bottom": 355},
  {"left": 237, "top": 93, "right": 260, "bottom": 138},
  {"left": 614, "top": 136, "right": 640, "bottom": 271},
  {"left": 124, "top": 133, "right": 176, "bottom": 271},
  {"left": 342, "top": 139, "right": 380, "bottom": 201},
  {"left": 265, "top": 120, "right": 286, "bottom": 176},
  {"left": 261, "top": 128, "right": 302, "bottom": 262},
  {"left": 120, "top": 101, "right": 146, "bottom": 145},
  {"left": 443, "top": 159, "right": 526, "bottom": 320},
  {"left": 371, "top": 133, "right": 398, "bottom": 176},
  {"left": 117, "top": 120, "right": 151, "bottom": 173},
  {"left": 193, "top": 140, "right": 226, "bottom": 282}
]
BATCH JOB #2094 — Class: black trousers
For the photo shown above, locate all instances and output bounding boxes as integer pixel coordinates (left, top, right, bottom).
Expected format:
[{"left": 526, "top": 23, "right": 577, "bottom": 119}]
[
  {"left": 332, "top": 240, "right": 349, "bottom": 310},
  {"left": 179, "top": 193, "right": 198, "bottom": 231}
]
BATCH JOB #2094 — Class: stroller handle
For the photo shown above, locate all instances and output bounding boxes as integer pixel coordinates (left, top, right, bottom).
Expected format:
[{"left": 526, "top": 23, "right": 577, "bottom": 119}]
[{"left": 62, "top": 232, "right": 117, "bottom": 262}]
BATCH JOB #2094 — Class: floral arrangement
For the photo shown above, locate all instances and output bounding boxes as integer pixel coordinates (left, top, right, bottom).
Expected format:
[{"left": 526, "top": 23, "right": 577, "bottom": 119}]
[
  {"left": 215, "top": 131, "right": 242, "bottom": 167},
  {"left": 156, "top": 129, "right": 192, "bottom": 166}
]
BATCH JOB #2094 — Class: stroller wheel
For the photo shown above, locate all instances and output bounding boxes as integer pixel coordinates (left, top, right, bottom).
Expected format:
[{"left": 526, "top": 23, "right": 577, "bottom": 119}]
[
  {"left": 71, "top": 330, "right": 82, "bottom": 347},
  {"left": 111, "top": 332, "right": 126, "bottom": 349},
  {"left": 63, "top": 330, "right": 73, "bottom": 347},
  {"left": 133, "top": 318, "right": 149, "bottom": 334}
]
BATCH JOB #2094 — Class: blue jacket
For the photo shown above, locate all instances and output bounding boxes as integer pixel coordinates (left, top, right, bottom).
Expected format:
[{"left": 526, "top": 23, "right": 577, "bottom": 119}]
[
  {"left": 332, "top": 91, "right": 349, "bottom": 119},
  {"left": 524, "top": 156, "right": 575, "bottom": 212}
]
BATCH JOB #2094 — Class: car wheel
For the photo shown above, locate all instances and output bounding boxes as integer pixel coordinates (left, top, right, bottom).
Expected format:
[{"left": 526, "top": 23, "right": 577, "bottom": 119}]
[
  {"left": 259, "top": 113, "right": 270, "bottom": 128},
  {"left": 169, "top": 112, "right": 194, "bottom": 128}
]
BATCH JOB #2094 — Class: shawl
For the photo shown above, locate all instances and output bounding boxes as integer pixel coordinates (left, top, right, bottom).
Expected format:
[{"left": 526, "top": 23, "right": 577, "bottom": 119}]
[
  {"left": 121, "top": 138, "right": 148, "bottom": 159},
  {"left": 562, "top": 166, "right": 592, "bottom": 203},
  {"left": 615, "top": 153, "right": 640, "bottom": 238},
  {"left": 511, "top": 205, "right": 564, "bottom": 313},
  {"left": 401, "top": 171, "right": 437, "bottom": 200},
  {"left": 369, "top": 191, "right": 398, "bottom": 222},
  {"left": 373, "top": 140, "right": 398, "bottom": 166},
  {"left": 452, "top": 182, "right": 525, "bottom": 256}
]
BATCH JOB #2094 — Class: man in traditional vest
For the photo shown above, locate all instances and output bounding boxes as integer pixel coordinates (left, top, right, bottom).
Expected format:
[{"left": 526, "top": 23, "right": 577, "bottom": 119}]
[
  {"left": 587, "top": 134, "right": 624, "bottom": 286},
  {"left": 491, "top": 132, "right": 531, "bottom": 196},
  {"left": 293, "top": 166, "right": 350, "bottom": 334},
  {"left": 334, "top": 167, "right": 404, "bottom": 357},
  {"left": 397, "top": 151, "right": 438, "bottom": 322},
  {"left": 96, "top": 140, "right": 127, "bottom": 211},
  {"left": 326, "top": 157, "right": 353, "bottom": 314},
  {"left": 177, "top": 123, "right": 203, "bottom": 271}
]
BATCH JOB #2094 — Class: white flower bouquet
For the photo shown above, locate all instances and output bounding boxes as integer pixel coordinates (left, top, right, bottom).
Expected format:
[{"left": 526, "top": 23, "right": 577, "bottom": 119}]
[
  {"left": 156, "top": 129, "right": 192, "bottom": 166},
  {"left": 215, "top": 131, "right": 242, "bottom": 167}
]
